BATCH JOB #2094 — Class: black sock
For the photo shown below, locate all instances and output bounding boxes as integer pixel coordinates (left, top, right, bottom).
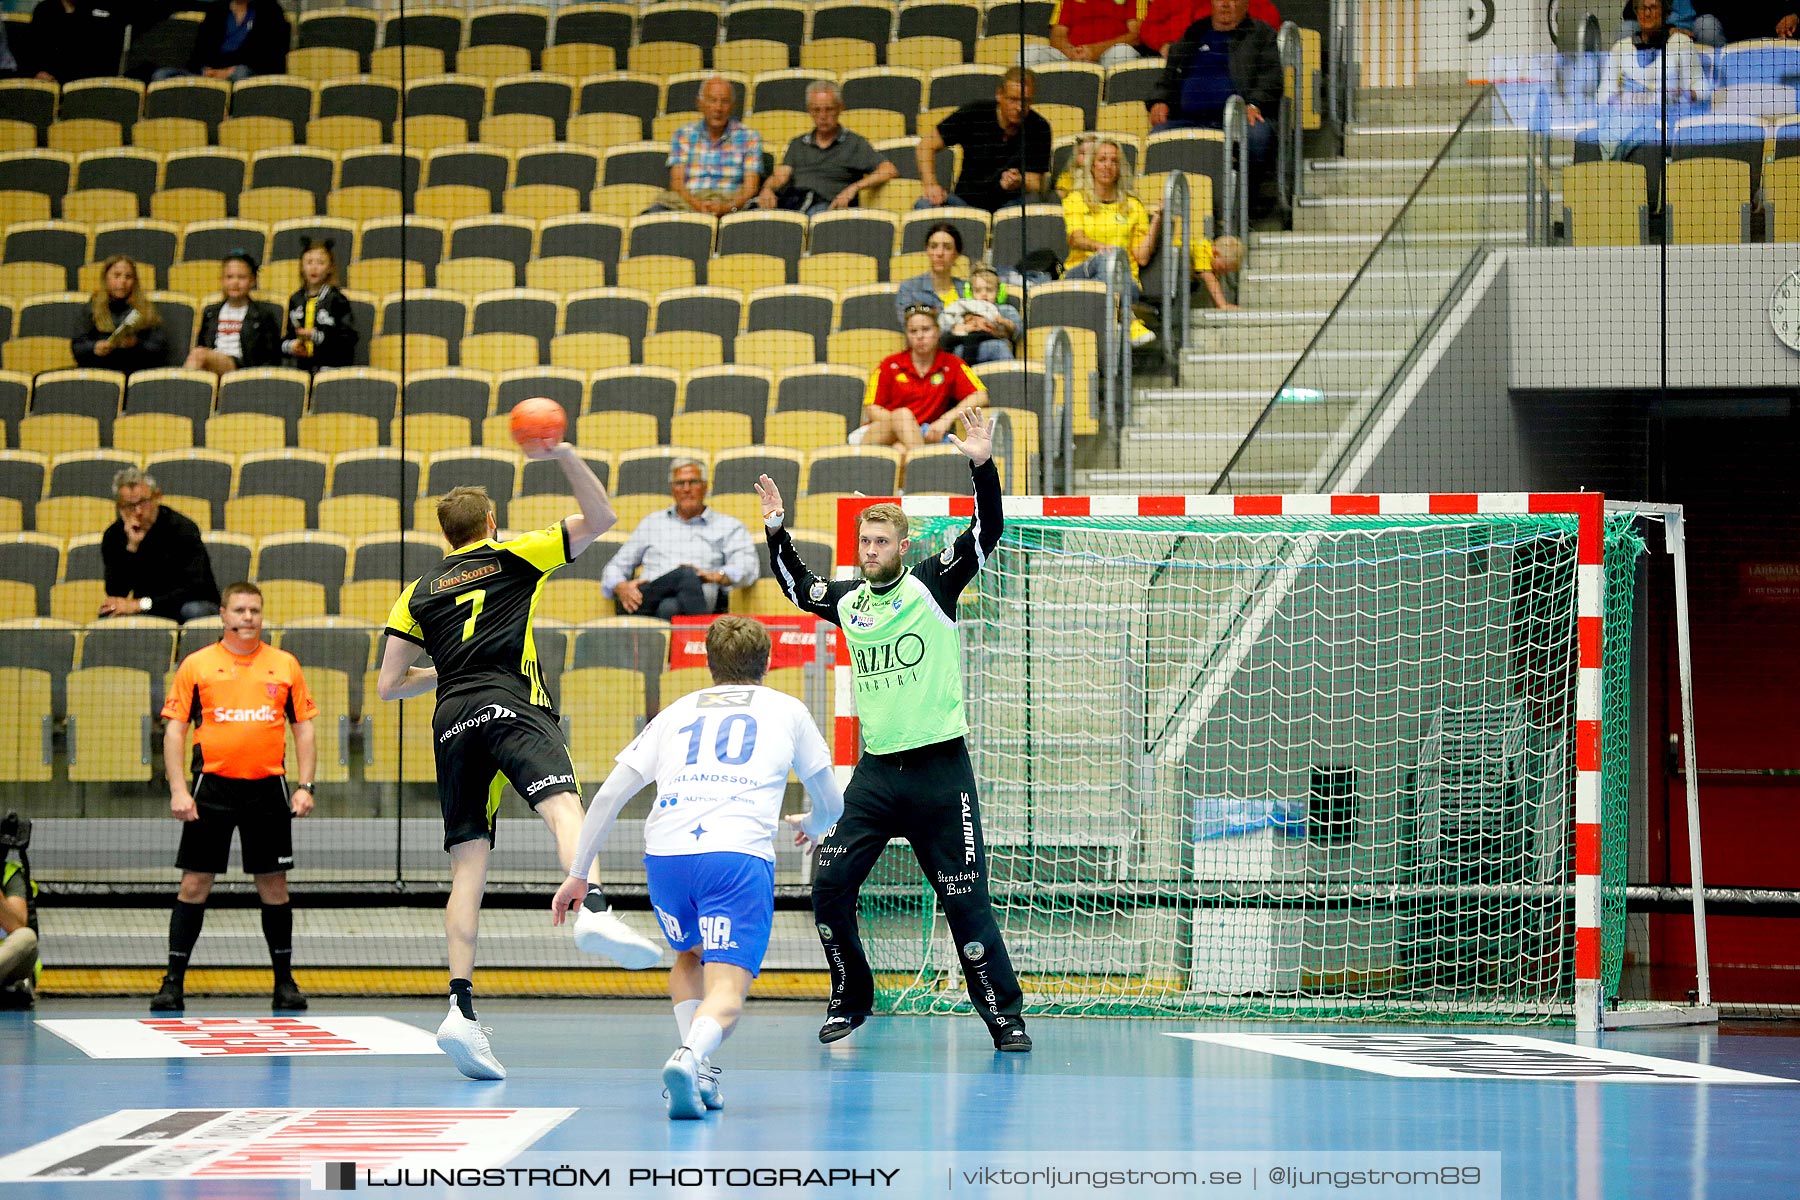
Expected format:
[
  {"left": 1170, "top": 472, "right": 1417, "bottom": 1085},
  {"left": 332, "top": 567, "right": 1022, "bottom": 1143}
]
[
  {"left": 450, "top": 978, "right": 476, "bottom": 1020},
  {"left": 167, "top": 900, "right": 206, "bottom": 981},
  {"left": 581, "top": 890, "right": 608, "bottom": 913},
  {"left": 261, "top": 901, "right": 294, "bottom": 983}
]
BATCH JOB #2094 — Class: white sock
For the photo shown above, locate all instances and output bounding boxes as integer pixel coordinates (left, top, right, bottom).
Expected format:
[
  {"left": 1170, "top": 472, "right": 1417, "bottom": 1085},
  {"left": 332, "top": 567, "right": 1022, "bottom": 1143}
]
[
  {"left": 684, "top": 1015, "right": 725, "bottom": 1064},
  {"left": 673, "top": 999, "right": 700, "bottom": 1046}
]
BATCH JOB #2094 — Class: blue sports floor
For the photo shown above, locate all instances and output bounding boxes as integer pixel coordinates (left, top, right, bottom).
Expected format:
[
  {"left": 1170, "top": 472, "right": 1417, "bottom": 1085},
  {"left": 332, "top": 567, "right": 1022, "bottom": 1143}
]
[{"left": 2, "top": 999, "right": 1796, "bottom": 1199}]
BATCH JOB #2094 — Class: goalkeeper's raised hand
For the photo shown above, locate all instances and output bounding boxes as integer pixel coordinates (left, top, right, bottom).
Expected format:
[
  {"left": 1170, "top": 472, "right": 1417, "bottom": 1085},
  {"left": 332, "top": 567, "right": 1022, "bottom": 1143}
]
[
  {"left": 754, "top": 474, "right": 786, "bottom": 527},
  {"left": 946, "top": 408, "right": 994, "bottom": 466}
]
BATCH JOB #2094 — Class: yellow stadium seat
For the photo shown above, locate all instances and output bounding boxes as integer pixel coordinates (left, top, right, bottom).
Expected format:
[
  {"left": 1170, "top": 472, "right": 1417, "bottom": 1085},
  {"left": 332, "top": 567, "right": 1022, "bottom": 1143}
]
[
  {"left": 890, "top": 36, "right": 961, "bottom": 73},
  {"left": 642, "top": 331, "right": 723, "bottom": 373},
  {"left": 67, "top": 666, "right": 154, "bottom": 781},
  {"left": 296, "top": 412, "right": 381, "bottom": 458},
  {"left": 1767, "top": 158, "right": 1800, "bottom": 243},
  {"left": 669, "top": 411, "right": 752, "bottom": 458},
  {"left": 795, "top": 493, "right": 856, "bottom": 531},
  {"left": 801, "top": 38, "right": 878, "bottom": 72},
  {"left": 390, "top": 413, "right": 473, "bottom": 457},
  {"left": 708, "top": 253, "right": 786, "bottom": 296},
  {"left": 0, "top": 121, "right": 38, "bottom": 153},
  {"left": 434, "top": 257, "right": 515, "bottom": 295},
  {"left": 568, "top": 113, "right": 645, "bottom": 151},
  {"left": 629, "top": 41, "right": 705, "bottom": 76},
  {"left": 156, "top": 493, "right": 212, "bottom": 531},
  {"left": 5, "top": 337, "right": 79, "bottom": 378},
  {"left": 334, "top": 581, "right": 394, "bottom": 625},
  {"left": 826, "top": 328, "right": 903, "bottom": 372},
  {"left": 481, "top": 113, "right": 557, "bottom": 151},
  {"left": 505, "top": 493, "right": 576, "bottom": 531},
  {"left": 370, "top": 45, "right": 446, "bottom": 81},
  {"left": 0, "top": 581, "right": 35, "bottom": 620},
  {"left": 166, "top": 260, "right": 226, "bottom": 298},
  {"left": 224, "top": 494, "right": 307, "bottom": 540},
  {"left": 48, "top": 119, "right": 123, "bottom": 154},
  {"left": 549, "top": 332, "right": 631, "bottom": 370},
  {"left": 655, "top": 666, "right": 714, "bottom": 713},
  {"left": 0, "top": 669, "right": 54, "bottom": 781},
  {"left": 361, "top": 670, "right": 438, "bottom": 781},
  {"left": 766, "top": 409, "right": 849, "bottom": 454},
  {"left": 49, "top": 579, "right": 103, "bottom": 623},
  {"left": 328, "top": 185, "right": 404, "bottom": 222},
  {"left": 133, "top": 117, "right": 208, "bottom": 154},
  {"left": 258, "top": 578, "right": 328, "bottom": 621},
  {"left": 527, "top": 255, "right": 608, "bottom": 296},
  {"left": 576, "top": 411, "right": 660, "bottom": 457},
  {"left": 794, "top": 252, "right": 875, "bottom": 291},
  {"left": 346, "top": 258, "right": 425, "bottom": 297},
  {"left": 290, "top": 666, "right": 351, "bottom": 782},
  {"left": 745, "top": 108, "right": 810, "bottom": 151},
  {"left": 459, "top": 332, "right": 540, "bottom": 374},
  {"left": 112, "top": 412, "right": 194, "bottom": 457},
  {"left": 63, "top": 188, "right": 138, "bottom": 224},
  {"left": 240, "top": 186, "right": 317, "bottom": 223},
  {"left": 287, "top": 47, "right": 360, "bottom": 83},
  {"left": 217, "top": 115, "right": 295, "bottom": 154},
  {"left": 734, "top": 329, "right": 815, "bottom": 373},
  {"left": 149, "top": 187, "right": 227, "bottom": 225},
  {"left": 839, "top": 108, "right": 906, "bottom": 142},
  {"left": 18, "top": 413, "right": 97, "bottom": 456},
  {"left": 590, "top": 183, "right": 663, "bottom": 220},
  {"left": 32, "top": 496, "right": 111, "bottom": 542},
  {"left": 305, "top": 114, "right": 382, "bottom": 153},
  {"left": 616, "top": 255, "right": 697, "bottom": 293},
  {"left": 1667, "top": 157, "right": 1751, "bottom": 245},
  {"left": 461, "top": 45, "right": 533, "bottom": 80},
  {"left": 369, "top": 334, "right": 449, "bottom": 373},
  {"left": 204, "top": 412, "right": 287, "bottom": 456},
  {"left": 1097, "top": 101, "right": 1151, "bottom": 140},
  {"left": 393, "top": 114, "right": 464, "bottom": 153},
  {"left": 316, "top": 494, "right": 400, "bottom": 541},
  {"left": 535, "top": 577, "right": 606, "bottom": 625},
  {"left": 0, "top": 192, "right": 53, "bottom": 229},
  {"left": 975, "top": 34, "right": 1042, "bottom": 65},
  {"left": 78, "top": 259, "right": 160, "bottom": 293},
  {"left": 865, "top": 176, "right": 924, "bottom": 214},
  {"left": 717, "top": 40, "right": 788, "bottom": 76},
  {"left": 1561, "top": 161, "right": 1647, "bottom": 247},
  {"left": 0, "top": 499, "right": 21, "bottom": 533},
  {"left": 561, "top": 666, "right": 645, "bottom": 781},
  {"left": 1026, "top": 323, "right": 1099, "bottom": 437},
  {"left": 503, "top": 183, "right": 583, "bottom": 221},
  {"left": 413, "top": 183, "right": 492, "bottom": 221}
]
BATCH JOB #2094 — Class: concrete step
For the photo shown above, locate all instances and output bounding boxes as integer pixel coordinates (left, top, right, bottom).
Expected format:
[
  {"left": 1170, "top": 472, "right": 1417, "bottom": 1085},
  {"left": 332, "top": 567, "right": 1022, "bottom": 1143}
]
[
  {"left": 1239, "top": 267, "right": 1466, "bottom": 311},
  {"left": 1131, "top": 392, "right": 1359, "bottom": 433},
  {"left": 1300, "top": 158, "right": 1539, "bottom": 199},
  {"left": 1076, "top": 467, "right": 1314, "bottom": 494},
  {"left": 1161, "top": 347, "right": 1405, "bottom": 393},
  {"left": 1352, "top": 84, "right": 1485, "bottom": 125},
  {"left": 1343, "top": 123, "right": 1531, "bottom": 161},
  {"left": 1293, "top": 192, "right": 1536, "bottom": 235},
  {"left": 1120, "top": 427, "right": 1332, "bottom": 474},
  {"left": 1186, "top": 312, "right": 1333, "bottom": 356}
]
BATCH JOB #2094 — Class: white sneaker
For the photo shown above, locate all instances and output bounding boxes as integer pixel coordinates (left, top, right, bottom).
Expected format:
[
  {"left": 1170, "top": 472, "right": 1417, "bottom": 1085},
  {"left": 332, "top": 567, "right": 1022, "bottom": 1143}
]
[
  {"left": 698, "top": 1063, "right": 723, "bottom": 1111},
  {"left": 573, "top": 906, "right": 663, "bottom": 969},
  {"left": 436, "top": 1004, "right": 506, "bottom": 1080},
  {"left": 663, "top": 1048, "right": 706, "bottom": 1120}
]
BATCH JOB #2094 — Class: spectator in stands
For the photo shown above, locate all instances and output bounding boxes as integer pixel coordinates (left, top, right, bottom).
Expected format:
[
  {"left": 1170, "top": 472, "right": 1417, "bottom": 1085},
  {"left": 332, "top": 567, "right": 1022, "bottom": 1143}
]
[
  {"left": 918, "top": 67, "right": 1053, "bottom": 213},
  {"left": 938, "top": 264, "right": 1021, "bottom": 365},
  {"left": 1061, "top": 138, "right": 1164, "bottom": 346},
  {"left": 153, "top": 0, "right": 289, "bottom": 82},
  {"left": 185, "top": 252, "right": 284, "bottom": 378},
  {"left": 649, "top": 76, "right": 763, "bottom": 217},
  {"left": 1138, "top": 0, "right": 1282, "bottom": 57},
  {"left": 755, "top": 80, "right": 898, "bottom": 215},
  {"left": 856, "top": 305, "right": 988, "bottom": 455},
  {"left": 1195, "top": 233, "right": 1245, "bottom": 308},
  {"left": 24, "top": 0, "right": 127, "bottom": 84},
  {"left": 1597, "top": 0, "right": 1709, "bottom": 156},
  {"left": 1024, "top": 0, "right": 1147, "bottom": 67},
  {"left": 894, "top": 222, "right": 1021, "bottom": 352},
  {"left": 282, "top": 239, "right": 358, "bottom": 372},
  {"left": 73, "top": 255, "right": 167, "bottom": 377},
  {"left": 0, "top": 812, "right": 36, "bottom": 1010},
  {"left": 99, "top": 467, "right": 221, "bottom": 623},
  {"left": 1615, "top": 0, "right": 1723, "bottom": 46},
  {"left": 1148, "top": 0, "right": 1283, "bottom": 209},
  {"left": 601, "top": 460, "right": 758, "bottom": 620},
  {"left": 0, "top": 19, "right": 18, "bottom": 79}
]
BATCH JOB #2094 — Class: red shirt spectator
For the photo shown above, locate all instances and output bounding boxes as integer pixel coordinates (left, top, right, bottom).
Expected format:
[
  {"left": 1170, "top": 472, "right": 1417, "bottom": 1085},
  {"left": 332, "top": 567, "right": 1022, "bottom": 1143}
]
[
  {"left": 1055, "top": 0, "right": 1145, "bottom": 51},
  {"left": 1139, "top": 0, "right": 1282, "bottom": 55},
  {"left": 864, "top": 348, "right": 985, "bottom": 426}
]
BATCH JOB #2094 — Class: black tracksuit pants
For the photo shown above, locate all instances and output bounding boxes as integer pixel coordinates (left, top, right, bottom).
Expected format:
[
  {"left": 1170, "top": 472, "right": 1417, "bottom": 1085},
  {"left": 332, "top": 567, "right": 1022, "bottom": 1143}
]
[{"left": 811, "top": 737, "right": 1025, "bottom": 1038}]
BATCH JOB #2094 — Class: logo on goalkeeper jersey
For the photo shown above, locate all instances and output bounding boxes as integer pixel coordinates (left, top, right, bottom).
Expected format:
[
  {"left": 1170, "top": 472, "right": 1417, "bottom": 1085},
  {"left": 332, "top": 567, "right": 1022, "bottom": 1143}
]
[{"left": 699, "top": 916, "right": 738, "bottom": 951}]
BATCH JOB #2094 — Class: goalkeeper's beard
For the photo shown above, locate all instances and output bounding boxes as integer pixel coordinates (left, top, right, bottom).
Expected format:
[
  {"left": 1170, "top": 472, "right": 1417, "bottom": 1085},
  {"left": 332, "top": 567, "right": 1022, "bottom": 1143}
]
[{"left": 861, "top": 559, "right": 904, "bottom": 588}]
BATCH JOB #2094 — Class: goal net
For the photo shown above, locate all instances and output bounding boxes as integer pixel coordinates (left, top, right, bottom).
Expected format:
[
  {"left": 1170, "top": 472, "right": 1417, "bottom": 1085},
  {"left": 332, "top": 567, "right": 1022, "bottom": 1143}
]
[{"left": 838, "top": 493, "right": 1644, "bottom": 1028}]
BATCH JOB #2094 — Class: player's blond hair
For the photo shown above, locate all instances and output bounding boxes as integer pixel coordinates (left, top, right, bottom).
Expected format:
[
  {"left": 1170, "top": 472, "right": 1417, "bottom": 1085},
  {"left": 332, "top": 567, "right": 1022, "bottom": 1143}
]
[
  {"left": 437, "top": 486, "right": 495, "bottom": 548},
  {"left": 857, "top": 502, "right": 909, "bottom": 541},
  {"left": 706, "top": 616, "right": 771, "bottom": 685}
]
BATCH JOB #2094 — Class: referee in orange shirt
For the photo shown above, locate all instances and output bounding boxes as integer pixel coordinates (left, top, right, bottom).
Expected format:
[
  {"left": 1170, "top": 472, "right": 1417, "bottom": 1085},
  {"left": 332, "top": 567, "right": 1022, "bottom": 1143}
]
[{"left": 153, "top": 581, "right": 318, "bottom": 1012}]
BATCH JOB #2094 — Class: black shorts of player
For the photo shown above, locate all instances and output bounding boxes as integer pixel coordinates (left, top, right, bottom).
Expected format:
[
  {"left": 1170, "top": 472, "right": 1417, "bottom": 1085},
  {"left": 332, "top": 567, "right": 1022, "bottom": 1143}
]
[
  {"left": 175, "top": 774, "right": 295, "bottom": 875},
  {"left": 431, "top": 690, "right": 580, "bottom": 850}
]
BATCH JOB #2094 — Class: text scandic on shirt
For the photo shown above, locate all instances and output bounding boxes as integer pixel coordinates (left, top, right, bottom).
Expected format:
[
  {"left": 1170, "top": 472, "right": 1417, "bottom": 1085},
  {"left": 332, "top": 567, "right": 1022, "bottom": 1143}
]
[{"left": 212, "top": 705, "right": 279, "bottom": 723}]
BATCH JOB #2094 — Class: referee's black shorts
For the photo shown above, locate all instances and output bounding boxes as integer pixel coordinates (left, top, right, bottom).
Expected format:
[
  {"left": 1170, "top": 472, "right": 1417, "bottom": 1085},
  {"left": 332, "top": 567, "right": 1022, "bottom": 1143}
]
[
  {"left": 175, "top": 775, "right": 294, "bottom": 875},
  {"left": 431, "top": 690, "right": 579, "bottom": 850}
]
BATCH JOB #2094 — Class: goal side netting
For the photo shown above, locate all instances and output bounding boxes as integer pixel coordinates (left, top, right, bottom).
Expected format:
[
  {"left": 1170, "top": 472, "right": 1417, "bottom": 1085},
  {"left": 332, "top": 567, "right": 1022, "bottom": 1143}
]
[{"left": 835, "top": 494, "right": 1642, "bottom": 1027}]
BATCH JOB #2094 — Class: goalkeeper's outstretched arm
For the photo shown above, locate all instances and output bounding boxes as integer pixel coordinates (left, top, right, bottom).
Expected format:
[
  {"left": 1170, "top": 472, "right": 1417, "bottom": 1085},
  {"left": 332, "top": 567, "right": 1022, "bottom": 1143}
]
[
  {"left": 926, "top": 409, "right": 1004, "bottom": 602},
  {"left": 754, "top": 473, "right": 856, "bottom": 622}
]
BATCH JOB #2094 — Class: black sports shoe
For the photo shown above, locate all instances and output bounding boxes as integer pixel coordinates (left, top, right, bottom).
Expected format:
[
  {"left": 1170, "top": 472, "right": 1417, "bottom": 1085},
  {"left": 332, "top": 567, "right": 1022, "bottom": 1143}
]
[
  {"left": 993, "top": 1027, "right": 1033, "bottom": 1053},
  {"left": 149, "top": 976, "right": 184, "bottom": 1012},
  {"left": 818, "top": 1013, "right": 867, "bottom": 1044},
  {"left": 272, "top": 978, "right": 308, "bottom": 1011}
]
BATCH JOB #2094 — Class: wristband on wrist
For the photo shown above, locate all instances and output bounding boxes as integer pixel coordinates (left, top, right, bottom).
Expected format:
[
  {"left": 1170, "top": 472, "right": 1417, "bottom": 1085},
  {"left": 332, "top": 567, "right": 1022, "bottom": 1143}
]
[{"left": 293, "top": 783, "right": 314, "bottom": 792}]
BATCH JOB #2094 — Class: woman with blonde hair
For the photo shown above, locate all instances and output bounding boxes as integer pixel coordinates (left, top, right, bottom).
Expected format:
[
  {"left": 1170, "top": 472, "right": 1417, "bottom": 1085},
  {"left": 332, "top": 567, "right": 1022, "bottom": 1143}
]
[
  {"left": 73, "top": 256, "right": 167, "bottom": 375},
  {"left": 1060, "top": 138, "right": 1161, "bottom": 346}
]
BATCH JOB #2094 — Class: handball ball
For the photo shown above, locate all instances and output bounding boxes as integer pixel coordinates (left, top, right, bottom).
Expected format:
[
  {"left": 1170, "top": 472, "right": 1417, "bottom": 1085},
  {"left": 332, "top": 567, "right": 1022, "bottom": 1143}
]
[{"left": 509, "top": 397, "right": 567, "bottom": 447}]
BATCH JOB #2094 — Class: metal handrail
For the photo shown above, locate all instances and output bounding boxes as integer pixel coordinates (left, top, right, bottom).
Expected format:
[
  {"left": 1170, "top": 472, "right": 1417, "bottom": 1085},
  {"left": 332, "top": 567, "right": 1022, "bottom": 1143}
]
[
  {"left": 1222, "top": 95, "right": 1250, "bottom": 248},
  {"left": 1277, "top": 21, "right": 1304, "bottom": 208},
  {"left": 1330, "top": 0, "right": 1358, "bottom": 129},
  {"left": 1104, "top": 243, "right": 1133, "bottom": 430},
  {"left": 1041, "top": 327, "right": 1074, "bottom": 494},
  {"left": 1159, "top": 169, "right": 1192, "bottom": 387}
]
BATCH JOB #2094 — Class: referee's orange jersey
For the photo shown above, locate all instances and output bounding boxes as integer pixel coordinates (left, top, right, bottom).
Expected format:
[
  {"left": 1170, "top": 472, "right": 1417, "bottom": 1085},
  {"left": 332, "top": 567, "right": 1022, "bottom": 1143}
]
[
  {"left": 162, "top": 641, "right": 319, "bottom": 779},
  {"left": 863, "top": 349, "right": 986, "bottom": 425}
]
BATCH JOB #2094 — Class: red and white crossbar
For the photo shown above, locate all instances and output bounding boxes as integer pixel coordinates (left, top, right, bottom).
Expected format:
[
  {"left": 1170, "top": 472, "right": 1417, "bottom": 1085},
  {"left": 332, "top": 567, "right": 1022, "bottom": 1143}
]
[{"left": 832, "top": 491, "right": 1607, "bottom": 1029}]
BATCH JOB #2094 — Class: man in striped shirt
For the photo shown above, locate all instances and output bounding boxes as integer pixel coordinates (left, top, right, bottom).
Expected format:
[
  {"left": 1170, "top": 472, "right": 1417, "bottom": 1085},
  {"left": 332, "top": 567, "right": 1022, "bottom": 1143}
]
[{"left": 649, "top": 76, "right": 763, "bottom": 216}]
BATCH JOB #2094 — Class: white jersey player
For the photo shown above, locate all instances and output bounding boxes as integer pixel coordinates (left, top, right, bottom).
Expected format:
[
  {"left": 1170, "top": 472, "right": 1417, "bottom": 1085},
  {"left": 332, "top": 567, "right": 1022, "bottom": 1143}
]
[{"left": 553, "top": 616, "right": 844, "bottom": 1119}]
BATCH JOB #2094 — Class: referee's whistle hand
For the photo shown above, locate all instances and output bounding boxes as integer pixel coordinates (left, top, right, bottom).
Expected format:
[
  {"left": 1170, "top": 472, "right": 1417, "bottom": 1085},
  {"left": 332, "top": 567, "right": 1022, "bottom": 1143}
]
[
  {"left": 170, "top": 793, "right": 198, "bottom": 822},
  {"left": 551, "top": 877, "right": 587, "bottom": 926}
]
